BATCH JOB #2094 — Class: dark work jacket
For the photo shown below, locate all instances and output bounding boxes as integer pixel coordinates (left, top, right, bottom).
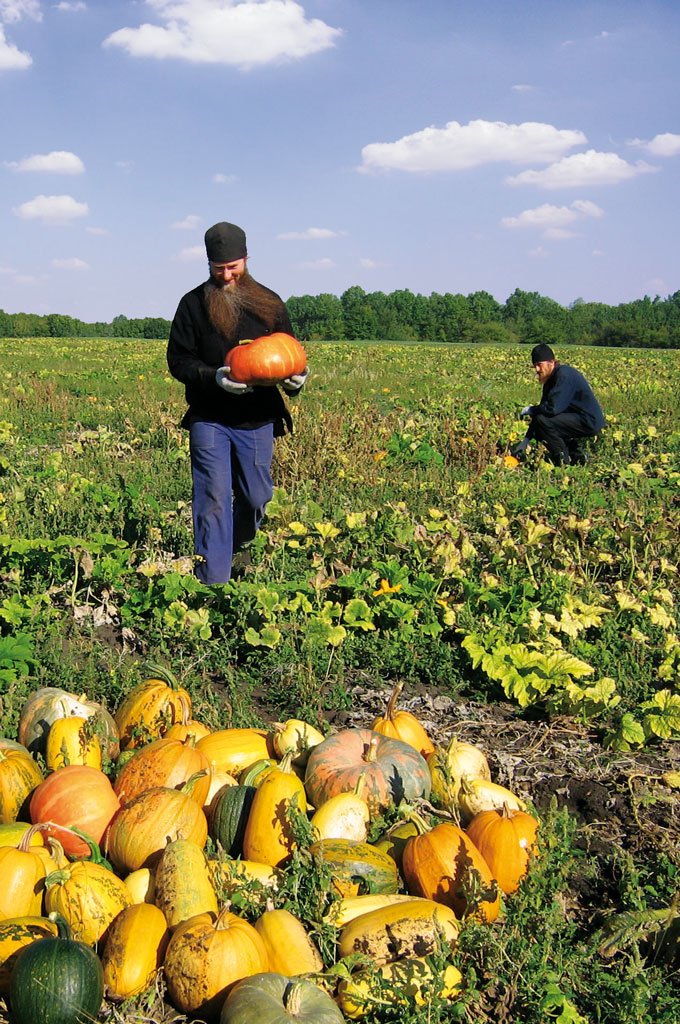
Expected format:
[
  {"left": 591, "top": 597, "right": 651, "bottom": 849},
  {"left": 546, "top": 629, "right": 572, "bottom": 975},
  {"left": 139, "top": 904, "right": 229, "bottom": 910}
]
[
  {"left": 166, "top": 280, "right": 294, "bottom": 433},
  {"left": 535, "top": 363, "right": 605, "bottom": 432}
]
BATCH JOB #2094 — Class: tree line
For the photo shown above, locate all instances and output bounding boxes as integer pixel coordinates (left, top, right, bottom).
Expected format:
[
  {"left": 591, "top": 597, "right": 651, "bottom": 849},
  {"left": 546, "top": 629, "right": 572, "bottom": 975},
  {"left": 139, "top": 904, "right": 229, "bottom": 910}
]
[{"left": 1, "top": 287, "right": 679, "bottom": 348}]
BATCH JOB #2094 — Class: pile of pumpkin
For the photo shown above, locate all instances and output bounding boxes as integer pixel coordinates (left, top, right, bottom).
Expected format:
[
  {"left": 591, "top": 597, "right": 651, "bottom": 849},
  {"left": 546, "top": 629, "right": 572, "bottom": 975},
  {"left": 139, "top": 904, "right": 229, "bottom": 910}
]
[{"left": 0, "top": 670, "right": 539, "bottom": 1023}]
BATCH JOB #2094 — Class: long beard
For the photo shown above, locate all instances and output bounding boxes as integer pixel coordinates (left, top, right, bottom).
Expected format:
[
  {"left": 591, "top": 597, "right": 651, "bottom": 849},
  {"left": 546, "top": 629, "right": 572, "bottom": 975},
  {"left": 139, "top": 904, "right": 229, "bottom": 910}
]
[{"left": 205, "top": 271, "right": 283, "bottom": 341}]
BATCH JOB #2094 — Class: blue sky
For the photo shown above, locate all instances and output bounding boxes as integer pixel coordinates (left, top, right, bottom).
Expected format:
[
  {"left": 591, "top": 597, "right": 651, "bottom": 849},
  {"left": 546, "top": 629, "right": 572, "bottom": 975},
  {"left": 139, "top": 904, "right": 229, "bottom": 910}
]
[{"left": 1, "top": 0, "right": 678, "bottom": 322}]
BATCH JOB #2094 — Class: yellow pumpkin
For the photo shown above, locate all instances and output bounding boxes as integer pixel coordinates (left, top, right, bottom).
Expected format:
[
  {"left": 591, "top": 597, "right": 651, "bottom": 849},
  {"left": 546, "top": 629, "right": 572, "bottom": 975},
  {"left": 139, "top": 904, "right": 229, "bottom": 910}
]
[
  {"left": 114, "top": 664, "right": 192, "bottom": 750},
  {"left": 163, "top": 907, "right": 268, "bottom": 1020},
  {"left": 154, "top": 839, "right": 218, "bottom": 929},
  {"left": 242, "top": 754, "right": 307, "bottom": 867},
  {"left": 254, "top": 908, "right": 323, "bottom": 975},
  {"left": 338, "top": 956, "right": 462, "bottom": 1019},
  {"left": 101, "top": 903, "right": 169, "bottom": 1000},
  {"left": 45, "top": 715, "right": 102, "bottom": 771},
  {"left": 310, "top": 774, "right": 370, "bottom": 842},
  {"left": 105, "top": 780, "right": 208, "bottom": 872},
  {"left": 197, "top": 728, "right": 271, "bottom": 777},
  {"left": 271, "top": 719, "right": 325, "bottom": 766},
  {"left": 466, "top": 803, "right": 540, "bottom": 894},
  {"left": 0, "top": 916, "right": 58, "bottom": 993},
  {"left": 44, "top": 860, "right": 132, "bottom": 946},
  {"left": 0, "top": 748, "right": 43, "bottom": 824},
  {"left": 338, "top": 899, "right": 459, "bottom": 964},
  {"left": 371, "top": 682, "right": 434, "bottom": 757},
  {"left": 456, "top": 777, "right": 525, "bottom": 825},
  {"left": 0, "top": 821, "right": 45, "bottom": 849},
  {"left": 123, "top": 867, "right": 156, "bottom": 905},
  {"left": 0, "top": 825, "right": 50, "bottom": 918}
]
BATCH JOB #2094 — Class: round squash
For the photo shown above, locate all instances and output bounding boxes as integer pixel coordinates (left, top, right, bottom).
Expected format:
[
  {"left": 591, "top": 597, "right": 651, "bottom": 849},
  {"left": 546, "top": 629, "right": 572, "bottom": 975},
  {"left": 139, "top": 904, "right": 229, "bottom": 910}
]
[
  {"left": 9, "top": 912, "right": 104, "bottom": 1024},
  {"left": 44, "top": 861, "right": 132, "bottom": 947},
  {"left": 309, "top": 839, "right": 399, "bottom": 899},
  {"left": 101, "top": 903, "right": 169, "bottom": 1001},
  {"left": 402, "top": 822, "right": 500, "bottom": 923},
  {"left": 0, "top": 748, "right": 43, "bottom": 824},
  {"left": 466, "top": 804, "right": 540, "bottom": 894},
  {"left": 304, "top": 728, "right": 431, "bottom": 816},
  {"left": 18, "top": 687, "right": 119, "bottom": 760},
  {"left": 270, "top": 719, "right": 324, "bottom": 766},
  {"left": 226, "top": 333, "right": 307, "bottom": 386},
  {"left": 371, "top": 682, "right": 434, "bottom": 758},
  {"left": 0, "top": 915, "right": 58, "bottom": 994},
  {"left": 456, "top": 776, "right": 526, "bottom": 825},
  {"left": 197, "top": 728, "right": 271, "bottom": 777},
  {"left": 113, "top": 735, "right": 211, "bottom": 807},
  {"left": 427, "top": 737, "right": 490, "bottom": 811},
  {"left": 114, "top": 664, "right": 192, "bottom": 750},
  {"left": 105, "top": 781, "right": 208, "bottom": 871},
  {"left": 163, "top": 907, "right": 268, "bottom": 1020},
  {"left": 221, "top": 972, "right": 345, "bottom": 1024},
  {"left": 29, "top": 764, "right": 120, "bottom": 858}
]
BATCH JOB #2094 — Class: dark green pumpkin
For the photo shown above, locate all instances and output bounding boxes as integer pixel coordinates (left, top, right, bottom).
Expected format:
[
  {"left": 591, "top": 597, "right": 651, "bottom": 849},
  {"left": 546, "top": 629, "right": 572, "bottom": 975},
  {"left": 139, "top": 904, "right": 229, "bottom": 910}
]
[
  {"left": 221, "top": 972, "right": 344, "bottom": 1024},
  {"left": 310, "top": 839, "right": 399, "bottom": 897},
  {"left": 9, "top": 913, "right": 103, "bottom": 1024},
  {"left": 210, "top": 784, "right": 256, "bottom": 857}
]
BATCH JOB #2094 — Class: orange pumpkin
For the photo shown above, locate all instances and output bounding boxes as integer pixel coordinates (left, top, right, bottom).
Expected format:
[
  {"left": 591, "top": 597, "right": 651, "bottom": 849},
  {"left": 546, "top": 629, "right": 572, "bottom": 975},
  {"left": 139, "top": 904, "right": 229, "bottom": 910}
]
[
  {"left": 466, "top": 804, "right": 540, "bottom": 894},
  {"left": 113, "top": 736, "right": 211, "bottom": 807},
  {"left": 304, "top": 729, "right": 431, "bottom": 816},
  {"left": 114, "top": 665, "right": 192, "bottom": 750},
  {"left": 29, "top": 764, "right": 120, "bottom": 858},
  {"left": 371, "top": 682, "right": 434, "bottom": 757},
  {"left": 402, "top": 822, "right": 500, "bottom": 923},
  {"left": 105, "top": 780, "right": 208, "bottom": 872},
  {"left": 226, "top": 333, "right": 307, "bottom": 386},
  {"left": 0, "top": 748, "right": 43, "bottom": 824}
]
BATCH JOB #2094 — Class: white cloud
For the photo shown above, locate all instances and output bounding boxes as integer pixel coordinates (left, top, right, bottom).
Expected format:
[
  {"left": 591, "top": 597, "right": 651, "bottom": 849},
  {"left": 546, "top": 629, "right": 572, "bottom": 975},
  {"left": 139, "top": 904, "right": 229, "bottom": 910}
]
[
  {"left": 175, "top": 245, "right": 205, "bottom": 262},
  {"left": 502, "top": 199, "right": 604, "bottom": 233},
  {"left": 359, "top": 119, "right": 586, "bottom": 174},
  {"left": 511, "top": 84, "right": 534, "bottom": 93},
  {"left": 0, "top": 24, "right": 31, "bottom": 67},
  {"left": 301, "top": 257, "right": 335, "bottom": 269},
  {"left": 0, "top": 1, "right": 41, "bottom": 23},
  {"left": 544, "top": 227, "right": 577, "bottom": 239},
  {"left": 213, "top": 172, "right": 237, "bottom": 184},
  {"left": 172, "top": 214, "right": 202, "bottom": 229},
  {"left": 507, "top": 150, "right": 656, "bottom": 188},
  {"left": 0, "top": 265, "right": 14, "bottom": 274},
  {"left": 86, "top": 226, "right": 108, "bottom": 235},
  {"left": 13, "top": 194, "right": 89, "bottom": 224},
  {"left": 53, "top": 2, "right": 87, "bottom": 10},
  {"left": 359, "top": 258, "right": 382, "bottom": 269},
  {"left": 103, "top": 0, "right": 342, "bottom": 68},
  {"left": 277, "top": 227, "right": 340, "bottom": 240},
  {"left": 52, "top": 257, "right": 89, "bottom": 270},
  {"left": 6, "top": 150, "right": 85, "bottom": 174},
  {"left": 14, "top": 274, "right": 44, "bottom": 285},
  {"left": 629, "top": 132, "right": 680, "bottom": 157}
]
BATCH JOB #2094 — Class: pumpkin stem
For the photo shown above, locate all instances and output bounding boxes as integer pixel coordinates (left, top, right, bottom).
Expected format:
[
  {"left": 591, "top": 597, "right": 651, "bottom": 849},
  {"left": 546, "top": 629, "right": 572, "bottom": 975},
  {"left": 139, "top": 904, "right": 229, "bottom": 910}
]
[
  {"left": 142, "top": 662, "right": 180, "bottom": 689},
  {"left": 178, "top": 694, "right": 192, "bottom": 726},
  {"left": 17, "top": 822, "right": 49, "bottom": 853},
  {"left": 353, "top": 771, "right": 367, "bottom": 800},
  {"left": 282, "top": 981, "right": 304, "bottom": 1016},
  {"left": 47, "top": 911, "right": 74, "bottom": 941},
  {"left": 181, "top": 769, "right": 208, "bottom": 795},
  {"left": 384, "top": 681, "right": 404, "bottom": 723},
  {"left": 363, "top": 735, "right": 380, "bottom": 763},
  {"left": 278, "top": 751, "right": 296, "bottom": 774}
]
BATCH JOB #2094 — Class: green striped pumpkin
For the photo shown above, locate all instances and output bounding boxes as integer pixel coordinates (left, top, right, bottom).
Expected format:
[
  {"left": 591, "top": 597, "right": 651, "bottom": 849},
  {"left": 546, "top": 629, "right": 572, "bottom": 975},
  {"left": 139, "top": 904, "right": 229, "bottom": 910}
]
[{"left": 210, "top": 784, "right": 256, "bottom": 858}]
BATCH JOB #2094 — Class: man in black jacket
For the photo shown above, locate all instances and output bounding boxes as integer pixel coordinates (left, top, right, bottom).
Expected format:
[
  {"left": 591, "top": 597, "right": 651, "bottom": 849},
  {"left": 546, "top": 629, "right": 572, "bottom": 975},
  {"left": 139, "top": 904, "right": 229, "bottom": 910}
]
[
  {"left": 512, "top": 344, "right": 604, "bottom": 466},
  {"left": 167, "top": 221, "right": 307, "bottom": 583}
]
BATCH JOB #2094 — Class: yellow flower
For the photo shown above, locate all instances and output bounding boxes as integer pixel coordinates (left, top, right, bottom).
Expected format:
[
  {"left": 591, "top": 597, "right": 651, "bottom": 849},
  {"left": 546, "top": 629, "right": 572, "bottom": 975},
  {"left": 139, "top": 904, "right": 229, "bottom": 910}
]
[{"left": 373, "top": 579, "right": 402, "bottom": 596}]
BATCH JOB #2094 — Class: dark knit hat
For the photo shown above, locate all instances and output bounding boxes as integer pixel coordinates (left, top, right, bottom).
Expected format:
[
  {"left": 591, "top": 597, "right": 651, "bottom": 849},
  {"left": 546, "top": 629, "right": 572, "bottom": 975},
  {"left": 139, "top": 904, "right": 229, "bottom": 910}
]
[
  {"left": 531, "top": 343, "right": 555, "bottom": 364},
  {"left": 204, "top": 222, "right": 247, "bottom": 263}
]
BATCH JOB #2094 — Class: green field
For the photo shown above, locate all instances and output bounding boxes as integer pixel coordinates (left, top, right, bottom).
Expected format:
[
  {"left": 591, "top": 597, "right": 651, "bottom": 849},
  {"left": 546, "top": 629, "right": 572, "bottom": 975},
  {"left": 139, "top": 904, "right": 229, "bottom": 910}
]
[{"left": 0, "top": 338, "right": 678, "bottom": 1023}]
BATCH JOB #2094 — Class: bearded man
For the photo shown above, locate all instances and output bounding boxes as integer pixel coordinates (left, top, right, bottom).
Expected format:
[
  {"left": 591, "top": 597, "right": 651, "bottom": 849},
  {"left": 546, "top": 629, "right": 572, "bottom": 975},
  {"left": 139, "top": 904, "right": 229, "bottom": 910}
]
[
  {"left": 167, "top": 221, "right": 307, "bottom": 584},
  {"left": 512, "top": 344, "right": 604, "bottom": 466}
]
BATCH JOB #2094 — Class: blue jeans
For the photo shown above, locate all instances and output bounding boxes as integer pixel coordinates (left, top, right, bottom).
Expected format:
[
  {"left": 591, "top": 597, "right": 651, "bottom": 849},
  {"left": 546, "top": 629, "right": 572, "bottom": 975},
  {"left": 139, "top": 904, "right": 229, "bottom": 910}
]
[{"left": 189, "top": 420, "right": 274, "bottom": 584}]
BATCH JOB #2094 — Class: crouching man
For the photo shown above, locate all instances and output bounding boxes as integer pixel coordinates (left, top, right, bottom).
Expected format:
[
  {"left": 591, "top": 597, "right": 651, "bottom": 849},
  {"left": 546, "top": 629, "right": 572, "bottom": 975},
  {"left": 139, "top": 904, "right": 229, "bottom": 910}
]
[{"left": 512, "top": 344, "right": 605, "bottom": 466}]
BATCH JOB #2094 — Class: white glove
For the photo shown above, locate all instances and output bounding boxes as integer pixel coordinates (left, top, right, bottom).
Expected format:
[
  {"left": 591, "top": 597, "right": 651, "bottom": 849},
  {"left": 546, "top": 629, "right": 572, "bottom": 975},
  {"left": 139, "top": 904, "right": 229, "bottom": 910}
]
[
  {"left": 281, "top": 367, "right": 309, "bottom": 393},
  {"left": 215, "top": 366, "right": 252, "bottom": 395},
  {"left": 520, "top": 405, "right": 533, "bottom": 419}
]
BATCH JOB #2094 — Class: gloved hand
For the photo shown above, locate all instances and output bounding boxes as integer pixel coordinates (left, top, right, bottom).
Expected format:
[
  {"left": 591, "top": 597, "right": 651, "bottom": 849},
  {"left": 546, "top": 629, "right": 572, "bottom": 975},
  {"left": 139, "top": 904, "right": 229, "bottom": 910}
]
[
  {"left": 281, "top": 367, "right": 309, "bottom": 393},
  {"left": 215, "top": 367, "right": 253, "bottom": 395},
  {"left": 519, "top": 405, "right": 534, "bottom": 419},
  {"left": 510, "top": 438, "right": 530, "bottom": 459}
]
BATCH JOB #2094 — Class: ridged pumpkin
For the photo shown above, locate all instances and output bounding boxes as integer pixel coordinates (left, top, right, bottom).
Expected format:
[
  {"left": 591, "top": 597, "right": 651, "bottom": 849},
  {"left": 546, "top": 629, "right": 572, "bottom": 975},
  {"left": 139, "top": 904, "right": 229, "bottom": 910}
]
[
  {"left": 0, "top": 748, "right": 43, "bottom": 823},
  {"left": 371, "top": 682, "right": 435, "bottom": 757},
  {"left": 44, "top": 861, "right": 132, "bottom": 946},
  {"left": 113, "top": 735, "right": 211, "bottom": 807},
  {"left": 226, "top": 332, "right": 307, "bottom": 386},
  {"left": 304, "top": 729, "right": 431, "bottom": 816},
  {"left": 337, "top": 898, "right": 459, "bottom": 964},
  {"left": 402, "top": 822, "right": 500, "bottom": 923},
  {"left": 45, "top": 715, "right": 102, "bottom": 771},
  {"left": 163, "top": 907, "right": 268, "bottom": 1021},
  {"left": 154, "top": 839, "right": 218, "bottom": 929},
  {"left": 466, "top": 804, "right": 540, "bottom": 894},
  {"left": 105, "top": 779, "right": 208, "bottom": 871},
  {"left": 114, "top": 664, "right": 192, "bottom": 750},
  {"left": 197, "top": 728, "right": 271, "bottom": 777},
  {"left": 18, "top": 687, "right": 119, "bottom": 760},
  {"left": 221, "top": 973, "right": 345, "bottom": 1024},
  {"left": 29, "top": 764, "right": 120, "bottom": 858},
  {"left": 309, "top": 839, "right": 399, "bottom": 898},
  {"left": 101, "top": 903, "right": 169, "bottom": 1000},
  {"left": 210, "top": 784, "right": 256, "bottom": 858},
  {"left": 9, "top": 912, "right": 104, "bottom": 1024},
  {"left": 242, "top": 754, "right": 307, "bottom": 867},
  {"left": 0, "top": 820, "right": 45, "bottom": 848},
  {"left": 254, "top": 908, "right": 323, "bottom": 975},
  {"left": 0, "top": 825, "right": 50, "bottom": 919},
  {"left": 0, "top": 915, "right": 58, "bottom": 993}
]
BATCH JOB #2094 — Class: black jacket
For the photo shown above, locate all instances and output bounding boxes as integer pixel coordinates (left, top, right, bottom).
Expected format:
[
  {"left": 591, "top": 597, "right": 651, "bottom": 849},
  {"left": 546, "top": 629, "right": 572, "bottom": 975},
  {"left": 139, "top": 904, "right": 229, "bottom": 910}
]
[
  {"left": 535, "top": 363, "right": 605, "bottom": 432},
  {"left": 166, "top": 280, "right": 294, "bottom": 432}
]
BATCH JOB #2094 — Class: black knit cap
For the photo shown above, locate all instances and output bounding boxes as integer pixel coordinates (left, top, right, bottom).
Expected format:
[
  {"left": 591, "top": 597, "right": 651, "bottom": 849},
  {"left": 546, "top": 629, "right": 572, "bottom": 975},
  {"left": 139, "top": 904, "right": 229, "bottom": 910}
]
[
  {"left": 531, "top": 343, "right": 555, "bottom": 364},
  {"left": 204, "top": 222, "right": 247, "bottom": 263}
]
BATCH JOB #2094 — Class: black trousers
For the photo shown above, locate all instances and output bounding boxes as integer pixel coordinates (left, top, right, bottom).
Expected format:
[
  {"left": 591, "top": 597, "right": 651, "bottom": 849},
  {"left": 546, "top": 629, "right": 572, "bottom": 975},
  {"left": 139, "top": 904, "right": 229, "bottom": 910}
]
[{"left": 527, "top": 412, "right": 597, "bottom": 465}]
